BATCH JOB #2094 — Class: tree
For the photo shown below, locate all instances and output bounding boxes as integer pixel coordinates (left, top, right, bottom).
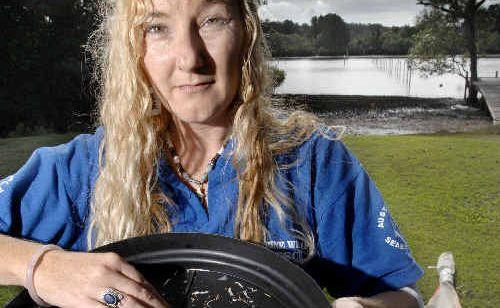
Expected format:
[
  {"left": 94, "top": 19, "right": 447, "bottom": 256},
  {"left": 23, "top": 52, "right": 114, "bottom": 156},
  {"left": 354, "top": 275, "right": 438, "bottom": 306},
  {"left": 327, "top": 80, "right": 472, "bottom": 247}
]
[
  {"left": 487, "top": 4, "right": 500, "bottom": 33},
  {"left": 477, "top": 5, "right": 500, "bottom": 54},
  {"left": 311, "top": 14, "right": 350, "bottom": 55},
  {"left": 380, "top": 26, "right": 415, "bottom": 55},
  {"left": 262, "top": 22, "right": 315, "bottom": 57},
  {"left": 410, "top": 10, "right": 469, "bottom": 74},
  {"left": 348, "top": 23, "right": 399, "bottom": 55},
  {"left": 414, "top": 0, "right": 487, "bottom": 105},
  {"left": 0, "top": 0, "right": 99, "bottom": 136}
]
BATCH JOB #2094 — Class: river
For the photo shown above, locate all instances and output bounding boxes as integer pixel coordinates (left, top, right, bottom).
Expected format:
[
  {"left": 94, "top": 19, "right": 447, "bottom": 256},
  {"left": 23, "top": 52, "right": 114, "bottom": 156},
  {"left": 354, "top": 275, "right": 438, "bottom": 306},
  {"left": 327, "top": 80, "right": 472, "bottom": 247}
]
[{"left": 269, "top": 57, "right": 500, "bottom": 98}]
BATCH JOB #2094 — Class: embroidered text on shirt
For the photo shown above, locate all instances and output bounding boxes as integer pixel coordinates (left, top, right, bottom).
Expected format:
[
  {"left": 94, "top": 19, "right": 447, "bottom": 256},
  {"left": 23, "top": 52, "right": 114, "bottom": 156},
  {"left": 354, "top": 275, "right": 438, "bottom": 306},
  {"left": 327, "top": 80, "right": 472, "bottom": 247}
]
[
  {"left": 0, "top": 175, "right": 14, "bottom": 194},
  {"left": 377, "top": 205, "right": 387, "bottom": 229},
  {"left": 265, "top": 240, "right": 306, "bottom": 262}
]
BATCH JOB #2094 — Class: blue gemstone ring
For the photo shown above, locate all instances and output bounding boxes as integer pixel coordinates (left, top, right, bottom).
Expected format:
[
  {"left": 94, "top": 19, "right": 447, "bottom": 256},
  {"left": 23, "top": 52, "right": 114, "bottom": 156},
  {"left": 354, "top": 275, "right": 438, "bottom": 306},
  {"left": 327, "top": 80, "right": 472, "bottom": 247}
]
[{"left": 102, "top": 288, "right": 125, "bottom": 307}]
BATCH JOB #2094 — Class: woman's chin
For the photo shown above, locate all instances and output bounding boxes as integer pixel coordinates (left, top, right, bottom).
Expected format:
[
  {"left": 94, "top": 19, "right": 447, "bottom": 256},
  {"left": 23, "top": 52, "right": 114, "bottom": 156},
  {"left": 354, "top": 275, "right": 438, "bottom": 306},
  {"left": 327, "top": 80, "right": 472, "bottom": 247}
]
[
  {"left": 172, "top": 111, "right": 230, "bottom": 127},
  {"left": 167, "top": 98, "right": 233, "bottom": 127}
]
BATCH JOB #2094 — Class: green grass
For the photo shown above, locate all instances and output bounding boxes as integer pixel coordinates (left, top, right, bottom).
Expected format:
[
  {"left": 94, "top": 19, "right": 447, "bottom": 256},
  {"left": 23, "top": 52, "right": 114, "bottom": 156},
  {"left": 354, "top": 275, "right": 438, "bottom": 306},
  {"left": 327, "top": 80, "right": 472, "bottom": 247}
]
[
  {"left": 344, "top": 129, "right": 500, "bottom": 308},
  {"left": 0, "top": 286, "right": 23, "bottom": 305},
  {"left": 1, "top": 129, "right": 499, "bottom": 307},
  {"left": 0, "top": 133, "right": 78, "bottom": 179}
]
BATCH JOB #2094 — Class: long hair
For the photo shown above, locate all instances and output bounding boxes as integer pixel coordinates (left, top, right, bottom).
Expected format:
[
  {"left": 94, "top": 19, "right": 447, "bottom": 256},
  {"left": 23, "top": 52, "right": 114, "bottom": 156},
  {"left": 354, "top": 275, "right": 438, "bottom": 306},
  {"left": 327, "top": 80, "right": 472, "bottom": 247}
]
[{"left": 87, "top": 0, "right": 320, "bottom": 257}]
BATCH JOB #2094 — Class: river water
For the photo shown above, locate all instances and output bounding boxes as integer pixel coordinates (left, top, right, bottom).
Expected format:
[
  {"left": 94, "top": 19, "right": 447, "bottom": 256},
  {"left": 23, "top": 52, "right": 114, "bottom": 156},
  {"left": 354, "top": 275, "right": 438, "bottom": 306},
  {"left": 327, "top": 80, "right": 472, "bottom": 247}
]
[
  {"left": 269, "top": 57, "right": 497, "bottom": 134},
  {"left": 269, "top": 57, "right": 500, "bottom": 98}
]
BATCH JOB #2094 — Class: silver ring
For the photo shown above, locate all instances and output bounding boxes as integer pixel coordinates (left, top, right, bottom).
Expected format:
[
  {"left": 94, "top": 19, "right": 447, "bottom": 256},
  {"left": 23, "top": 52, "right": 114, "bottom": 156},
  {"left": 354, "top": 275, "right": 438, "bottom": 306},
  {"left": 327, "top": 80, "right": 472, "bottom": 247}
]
[{"left": 102, "top": 288, "right": 125, "bottom": 307}]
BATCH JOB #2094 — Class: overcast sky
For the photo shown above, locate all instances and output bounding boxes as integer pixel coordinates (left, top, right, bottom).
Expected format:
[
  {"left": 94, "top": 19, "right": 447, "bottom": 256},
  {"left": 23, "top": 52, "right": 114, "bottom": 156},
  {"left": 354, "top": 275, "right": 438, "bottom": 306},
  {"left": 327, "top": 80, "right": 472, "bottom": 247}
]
[{"left": 258, "top": 0, "right": 500, "bottom": 26}]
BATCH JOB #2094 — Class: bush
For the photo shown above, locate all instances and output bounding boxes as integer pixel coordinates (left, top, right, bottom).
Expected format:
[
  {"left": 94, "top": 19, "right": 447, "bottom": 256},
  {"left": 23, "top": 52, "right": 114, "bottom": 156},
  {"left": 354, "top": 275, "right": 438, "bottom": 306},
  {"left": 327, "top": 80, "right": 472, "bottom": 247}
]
[{"left": 269, "top": 66, "right": 286, "bottom": 89}]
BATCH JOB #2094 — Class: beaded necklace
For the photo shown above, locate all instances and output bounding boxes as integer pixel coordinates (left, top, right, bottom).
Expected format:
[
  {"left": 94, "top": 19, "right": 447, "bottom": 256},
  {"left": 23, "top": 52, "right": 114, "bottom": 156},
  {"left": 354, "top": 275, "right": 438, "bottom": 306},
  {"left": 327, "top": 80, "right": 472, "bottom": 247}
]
[{"left": 166, "top": 138, "right": 225, "bottom": 202}]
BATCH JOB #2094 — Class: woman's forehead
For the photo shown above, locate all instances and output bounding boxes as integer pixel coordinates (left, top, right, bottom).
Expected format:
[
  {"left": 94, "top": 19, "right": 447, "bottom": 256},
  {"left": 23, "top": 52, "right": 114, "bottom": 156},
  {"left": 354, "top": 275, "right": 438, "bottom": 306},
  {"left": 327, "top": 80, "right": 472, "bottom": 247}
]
[{"left": 147, "top": 0, "right": 237, "bottom": 15}]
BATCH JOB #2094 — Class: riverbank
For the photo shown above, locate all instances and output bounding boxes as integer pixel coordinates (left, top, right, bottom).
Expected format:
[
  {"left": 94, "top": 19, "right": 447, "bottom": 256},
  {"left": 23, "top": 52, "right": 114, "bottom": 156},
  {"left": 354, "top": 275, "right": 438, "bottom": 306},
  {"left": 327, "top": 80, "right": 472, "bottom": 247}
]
[
  {"left": 272, "top": 54, "right": 500, "bottom": 60},
  {"left": 272, "top": 94, "right": 494, "bottom": 135}
]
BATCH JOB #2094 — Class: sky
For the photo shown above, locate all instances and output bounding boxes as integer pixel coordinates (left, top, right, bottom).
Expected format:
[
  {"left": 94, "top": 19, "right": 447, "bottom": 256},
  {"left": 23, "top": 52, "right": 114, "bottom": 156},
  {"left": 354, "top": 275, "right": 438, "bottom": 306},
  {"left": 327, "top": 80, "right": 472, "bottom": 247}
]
[{"left": 258, "top": 0, "right": 500, "bottom": 27}]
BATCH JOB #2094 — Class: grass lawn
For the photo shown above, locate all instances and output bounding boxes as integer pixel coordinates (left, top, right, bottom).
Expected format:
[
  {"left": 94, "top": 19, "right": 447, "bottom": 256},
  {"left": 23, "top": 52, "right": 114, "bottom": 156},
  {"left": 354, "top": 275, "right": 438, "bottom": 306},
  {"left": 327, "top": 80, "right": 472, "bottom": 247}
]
[
  {"left": 0, "top": 133, "right": 79, "bottom": 178},
  {"left": 343, "top": 127, "right": 500, "bottom": 307},
  {"left": 0, "top": 128, "right": 499, "bottom": 307}
]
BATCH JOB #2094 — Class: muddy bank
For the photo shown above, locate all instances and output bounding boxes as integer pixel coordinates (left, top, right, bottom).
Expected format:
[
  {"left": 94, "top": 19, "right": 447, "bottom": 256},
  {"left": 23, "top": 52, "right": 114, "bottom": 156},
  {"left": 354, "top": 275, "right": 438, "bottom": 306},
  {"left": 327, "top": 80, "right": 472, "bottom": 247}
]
[
  {"left": 272, "top": 94, "right": 493, "bottom": 135},
  {"left": 272, "top": 94, "right": 459, "bottom": 112}
]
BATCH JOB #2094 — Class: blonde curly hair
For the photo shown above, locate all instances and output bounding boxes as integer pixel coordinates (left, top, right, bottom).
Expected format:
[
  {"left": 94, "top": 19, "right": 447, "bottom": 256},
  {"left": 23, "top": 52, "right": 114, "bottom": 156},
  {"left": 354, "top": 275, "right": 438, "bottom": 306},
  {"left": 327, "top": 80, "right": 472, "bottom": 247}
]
[{"left": 87, "top": 0, "right": 319, "bottom": 258}]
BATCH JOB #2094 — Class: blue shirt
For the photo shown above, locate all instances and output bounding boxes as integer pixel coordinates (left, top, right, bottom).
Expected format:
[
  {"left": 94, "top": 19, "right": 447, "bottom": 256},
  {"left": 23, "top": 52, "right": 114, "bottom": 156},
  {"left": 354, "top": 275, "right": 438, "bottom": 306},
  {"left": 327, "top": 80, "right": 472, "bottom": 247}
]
[{"left": 0, "top": 127, "right": 423, "bottom": 297}]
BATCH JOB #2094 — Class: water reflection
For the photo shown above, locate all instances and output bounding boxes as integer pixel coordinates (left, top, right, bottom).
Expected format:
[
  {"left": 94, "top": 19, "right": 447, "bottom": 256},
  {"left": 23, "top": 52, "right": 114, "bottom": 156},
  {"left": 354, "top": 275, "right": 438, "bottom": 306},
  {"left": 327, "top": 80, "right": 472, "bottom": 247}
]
[
  {"left": 373, "top": 58, "right": 413, "bottom": 93},
  {"left": 269, "top": 57, "right": 500, "bottom": 98}
]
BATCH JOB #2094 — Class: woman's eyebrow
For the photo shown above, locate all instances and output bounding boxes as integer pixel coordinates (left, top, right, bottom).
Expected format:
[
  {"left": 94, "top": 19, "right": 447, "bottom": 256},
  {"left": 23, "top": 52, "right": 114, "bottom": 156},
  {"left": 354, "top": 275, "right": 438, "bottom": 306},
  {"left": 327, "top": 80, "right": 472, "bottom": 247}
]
[
  {"left": 146, "top": 0, "right": 233, "bottom": 19},
  {"left": 147, "top": 11, "right": 169, "bottom": 19},
  {"left": 203, "top": 0, "right": 237, "bottom": 13},
  {"left": 206, "top": 0, "right": 231, "bottom": 3}
]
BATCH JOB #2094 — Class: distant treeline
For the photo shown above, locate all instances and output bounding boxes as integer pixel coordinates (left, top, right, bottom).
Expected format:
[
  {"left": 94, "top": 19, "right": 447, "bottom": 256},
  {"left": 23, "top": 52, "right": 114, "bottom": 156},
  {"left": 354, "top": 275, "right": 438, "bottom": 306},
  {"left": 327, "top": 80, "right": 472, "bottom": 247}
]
[
  {"left": 263, "top": 5, "right": 500, "bottom": 57},
  {"left": 1, "top": 2, "right": 499, "bottom": 137}
]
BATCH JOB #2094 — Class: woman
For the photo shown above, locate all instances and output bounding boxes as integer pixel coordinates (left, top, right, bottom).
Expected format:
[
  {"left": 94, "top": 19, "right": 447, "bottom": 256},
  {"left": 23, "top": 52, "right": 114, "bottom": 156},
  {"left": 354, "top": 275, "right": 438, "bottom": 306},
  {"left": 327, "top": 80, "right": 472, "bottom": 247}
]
[{"left": 0, "top": 1, "right": 424, "bottom": 307}]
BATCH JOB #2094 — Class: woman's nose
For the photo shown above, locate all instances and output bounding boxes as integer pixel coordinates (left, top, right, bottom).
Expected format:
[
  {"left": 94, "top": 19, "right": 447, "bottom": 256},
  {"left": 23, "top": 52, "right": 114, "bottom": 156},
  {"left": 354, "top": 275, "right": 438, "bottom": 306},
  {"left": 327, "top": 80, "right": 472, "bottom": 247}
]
[{"left": 174, "top": 26, "right": 206, "bottom": 72}]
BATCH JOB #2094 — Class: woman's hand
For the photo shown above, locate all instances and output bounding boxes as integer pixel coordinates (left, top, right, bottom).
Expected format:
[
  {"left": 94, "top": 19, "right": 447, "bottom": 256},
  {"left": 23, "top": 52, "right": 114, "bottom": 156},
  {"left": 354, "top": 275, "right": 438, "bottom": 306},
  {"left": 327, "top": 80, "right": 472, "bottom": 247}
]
[
  {"left": 332, "top": 297, "right": 364, "bottom": 308},
  {"left": 33, "top": 250, "right": 170, "bottom": 307}
]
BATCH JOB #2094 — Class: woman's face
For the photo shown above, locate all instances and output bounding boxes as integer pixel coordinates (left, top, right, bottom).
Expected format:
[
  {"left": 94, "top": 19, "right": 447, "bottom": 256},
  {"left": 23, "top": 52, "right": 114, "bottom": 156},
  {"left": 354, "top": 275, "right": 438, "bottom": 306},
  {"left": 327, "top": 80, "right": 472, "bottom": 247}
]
[{"left": 143, "top": 0, "right": 244, "bottom": 126}]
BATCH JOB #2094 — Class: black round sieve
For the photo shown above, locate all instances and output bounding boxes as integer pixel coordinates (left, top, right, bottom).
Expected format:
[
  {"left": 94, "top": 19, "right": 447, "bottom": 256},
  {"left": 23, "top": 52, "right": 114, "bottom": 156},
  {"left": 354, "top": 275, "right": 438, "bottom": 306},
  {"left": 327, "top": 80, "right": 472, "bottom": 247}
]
[{"left": 6, "top": 233, "right": 330, "bottom": 308}]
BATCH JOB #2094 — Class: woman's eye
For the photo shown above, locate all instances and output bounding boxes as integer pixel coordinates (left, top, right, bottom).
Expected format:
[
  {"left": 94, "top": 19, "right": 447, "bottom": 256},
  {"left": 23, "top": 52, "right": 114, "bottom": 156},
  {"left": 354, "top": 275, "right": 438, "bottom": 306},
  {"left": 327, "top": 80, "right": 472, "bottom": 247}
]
[
  {"left": 145, "top": 24, "right": 168, "bottom": 36},
  {"left": 202, "top": 17, "right": 230, "bottom": 28}
]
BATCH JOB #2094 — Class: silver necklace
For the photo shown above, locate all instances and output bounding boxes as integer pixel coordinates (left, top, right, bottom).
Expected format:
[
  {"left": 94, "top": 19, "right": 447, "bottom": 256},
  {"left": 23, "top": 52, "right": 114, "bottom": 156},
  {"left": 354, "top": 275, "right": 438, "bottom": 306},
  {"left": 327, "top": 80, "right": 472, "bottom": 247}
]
[{"left": 166, "top": 139, "right": 225, "bottom": 200}]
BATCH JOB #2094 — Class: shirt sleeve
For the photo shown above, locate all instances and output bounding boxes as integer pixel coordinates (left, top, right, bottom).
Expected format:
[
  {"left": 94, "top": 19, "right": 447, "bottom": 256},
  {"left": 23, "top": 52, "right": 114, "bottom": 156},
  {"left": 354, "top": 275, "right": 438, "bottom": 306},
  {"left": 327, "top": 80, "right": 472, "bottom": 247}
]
[
  {"left": 0, "top": 130, "right": 101, "bottom": 250},
  {"left": 306, "top": 133, "right": 423, "bottom": 298}
]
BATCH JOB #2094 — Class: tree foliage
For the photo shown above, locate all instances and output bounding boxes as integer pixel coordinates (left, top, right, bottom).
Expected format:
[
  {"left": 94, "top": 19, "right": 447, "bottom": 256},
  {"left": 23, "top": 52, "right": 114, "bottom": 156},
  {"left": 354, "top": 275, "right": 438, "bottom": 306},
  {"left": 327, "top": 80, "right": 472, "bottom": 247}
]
[
  {"left": 311, "top": 14, "right": 350, "bottom": 55},
  {"left": 411, "top": 0, "right": 490, "bottom": 104},
  {"left": 263, "top": 19, "right": 418, "bottom": 57},
  {"left": 262, "top": 21, "right": 315, "bottom": 57},
  {"left": 269, "top": 66, "right": 286, "bottom": 89},
  {"left": 0, "top": 0, "right": 99, "bottom": 137},
  {"left": 409, "top": 9, "right": 469, "bottom": 78},
  {"left": 477, "top": 4, "right": 500, "bottom": 53},
  {"left": 347, "top": 24, "right": 417, "bottom": 55}
]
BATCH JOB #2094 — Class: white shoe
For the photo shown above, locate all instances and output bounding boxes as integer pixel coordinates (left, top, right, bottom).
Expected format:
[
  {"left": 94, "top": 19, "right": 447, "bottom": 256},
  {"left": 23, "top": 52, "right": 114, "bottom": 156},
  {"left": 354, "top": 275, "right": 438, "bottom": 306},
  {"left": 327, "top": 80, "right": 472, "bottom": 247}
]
[{"left": 437, "top": 252, "right": 455, "bottom": 284}]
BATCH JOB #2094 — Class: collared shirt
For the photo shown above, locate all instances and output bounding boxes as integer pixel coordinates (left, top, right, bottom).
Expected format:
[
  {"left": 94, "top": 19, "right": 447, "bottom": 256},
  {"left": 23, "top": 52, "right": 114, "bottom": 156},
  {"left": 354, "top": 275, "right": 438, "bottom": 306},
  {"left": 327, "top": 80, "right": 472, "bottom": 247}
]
[{"left": 0, "top": 127, "right": 423, "bottom": 297}]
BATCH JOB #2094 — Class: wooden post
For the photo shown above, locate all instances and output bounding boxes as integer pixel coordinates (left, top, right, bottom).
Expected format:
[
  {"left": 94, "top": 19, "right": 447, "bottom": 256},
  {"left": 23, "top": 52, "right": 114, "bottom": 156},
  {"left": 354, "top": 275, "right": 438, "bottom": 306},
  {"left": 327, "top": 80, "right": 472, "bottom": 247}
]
[
  {"left": 496, "top": 71, "right": 498, "bottom": 78},
  {"left": 464, "top": 71, "right": 469, "bottom": 102},
  {"left": 408, "top": 65, "right": 412, "bottom": 88}
]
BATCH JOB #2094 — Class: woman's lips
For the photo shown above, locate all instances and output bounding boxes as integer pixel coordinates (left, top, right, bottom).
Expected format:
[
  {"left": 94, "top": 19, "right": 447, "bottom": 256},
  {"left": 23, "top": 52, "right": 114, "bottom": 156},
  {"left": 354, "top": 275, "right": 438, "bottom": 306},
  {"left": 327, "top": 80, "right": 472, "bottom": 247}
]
[{"left": 177, "top": 81, "right": 214, "bottom": 94}]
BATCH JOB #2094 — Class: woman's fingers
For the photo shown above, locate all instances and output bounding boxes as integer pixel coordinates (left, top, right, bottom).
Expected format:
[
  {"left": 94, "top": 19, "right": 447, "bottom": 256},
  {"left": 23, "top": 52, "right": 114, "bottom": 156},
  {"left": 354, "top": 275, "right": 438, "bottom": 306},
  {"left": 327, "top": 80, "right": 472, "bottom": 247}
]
[
  {"left": 78, "top": 289, "right": 155, "bottom": 308},
  {"left": 93, "top": 263, "right": 166, "bottom": 307},
  {"left": 107, "top": 253, "right": 160, "bottom": 293},
  {"left": 98, "top": 290, "right": 152, "bottom": 308},
  {"left": 34, "top": 250, "right": 169, "bottom": 307},
  {"left": 97, "top": 281, "right": 161, "bottom": 308},
  {"left": 101, "top": 252, "right": 170, "bottom": 307},
  {"left": 84, "top": 295, "right": 150, "bottom": 308},
  {"left": 331, "top": 297, "right": 363, "bottom": 308},
  {"left": 103, "top": 252, "right": 146, "bottom": 284}
]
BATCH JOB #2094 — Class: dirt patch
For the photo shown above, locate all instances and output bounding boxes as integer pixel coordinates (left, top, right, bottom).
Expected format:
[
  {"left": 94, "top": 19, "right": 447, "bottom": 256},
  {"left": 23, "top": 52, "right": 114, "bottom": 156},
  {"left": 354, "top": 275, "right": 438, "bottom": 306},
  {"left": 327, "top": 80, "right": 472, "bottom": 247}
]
[
  {"left": 272, "top": 95, "right": 494, "bottom": 135},
  {"left": 319, "top": 105, "right": 493, "bottom": 135}
]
